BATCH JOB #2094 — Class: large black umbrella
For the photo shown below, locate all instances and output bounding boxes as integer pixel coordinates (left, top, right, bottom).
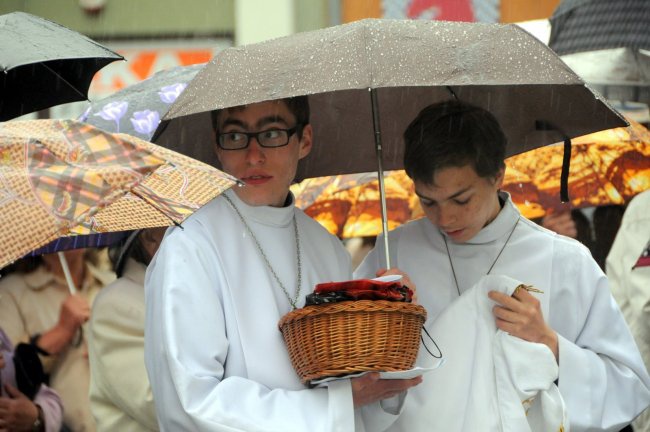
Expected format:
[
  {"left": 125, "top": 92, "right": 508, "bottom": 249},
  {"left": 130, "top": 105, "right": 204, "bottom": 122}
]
[
  {"left": 549, "top": 0, "right": 650, "bottom": 56},
  {"left": 156, "top": 18, "right": 626, "bottom": 265},
  {"left": 159, "top": 19, "right": 624, "bottom": 178},
  {"left": 548, "top": 0, "right": 650, "bottom": 104},
  {"left": 0, "top": 11, "right": 123, "bottom": 121}
]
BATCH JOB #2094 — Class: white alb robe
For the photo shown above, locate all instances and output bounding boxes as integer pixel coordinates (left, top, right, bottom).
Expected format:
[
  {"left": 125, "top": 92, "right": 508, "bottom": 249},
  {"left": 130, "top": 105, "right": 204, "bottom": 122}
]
[
  {"left": 356, "top": 192, "right": 650, "bottom": 431},
  {"left": 145, "top": 190, "right": 398, "bottom": 431},
  {"left": 607, "top": 189, "right": 650, "bottom": 431}
]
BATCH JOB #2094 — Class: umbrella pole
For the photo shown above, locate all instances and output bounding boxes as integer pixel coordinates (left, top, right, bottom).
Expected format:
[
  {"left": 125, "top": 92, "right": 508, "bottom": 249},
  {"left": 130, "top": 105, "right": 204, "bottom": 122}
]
[
  {"left": 370, "top": 88, "right": 391, "bottom": 269},
  {"left": 57, "top": 251, "right": 78, "bottom": 294}
]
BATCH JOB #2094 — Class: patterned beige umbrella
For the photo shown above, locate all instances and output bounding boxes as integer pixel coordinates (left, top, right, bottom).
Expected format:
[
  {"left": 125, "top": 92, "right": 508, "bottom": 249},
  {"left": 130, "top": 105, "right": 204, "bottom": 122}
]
[
  {"left": 292, "top": 171, "right": 421, "bottom": 238},
  {"left": 295, "top": 117, "right": 650, "bottom": 231},
  {"left": 0, "top": 119, "right": 238, "bottom": 270}
]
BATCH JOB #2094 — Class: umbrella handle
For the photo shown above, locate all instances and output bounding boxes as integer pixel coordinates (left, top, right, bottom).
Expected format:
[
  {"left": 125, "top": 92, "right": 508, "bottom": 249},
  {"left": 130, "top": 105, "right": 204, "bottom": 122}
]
[
  {"left": 57, "top": 252, "right": 77, "bottom": 294},
  {"left": 57, "top": 252, "right": 83, "bottom": 347},
  {"left": 535, "top": 120, "right": 572, "bottom": 203}
]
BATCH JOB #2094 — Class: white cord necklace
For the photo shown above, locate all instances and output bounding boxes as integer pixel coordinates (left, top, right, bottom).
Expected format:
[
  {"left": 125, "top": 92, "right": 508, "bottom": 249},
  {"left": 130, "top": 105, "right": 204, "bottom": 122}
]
[
  {"left": 223, "top": 194, "right": 302, "bottom": 310},
  {"left": 443, "top": 217, "right": 520, "bottom": 296}
]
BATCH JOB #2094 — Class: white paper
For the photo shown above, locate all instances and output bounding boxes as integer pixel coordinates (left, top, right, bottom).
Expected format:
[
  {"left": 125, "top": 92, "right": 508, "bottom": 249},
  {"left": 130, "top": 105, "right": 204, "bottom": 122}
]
[
  {"left": 372, "top": 274, "right": 403, "bottom": 283},
  {"left": 311, "top": 360, "right": 445, "bottom": 387}
]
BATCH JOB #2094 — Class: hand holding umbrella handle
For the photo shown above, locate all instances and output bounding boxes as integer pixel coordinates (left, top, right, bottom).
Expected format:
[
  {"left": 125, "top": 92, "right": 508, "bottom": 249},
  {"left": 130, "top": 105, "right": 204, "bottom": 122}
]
[{"left": 56, "top": 253, "right": 84, "bottom": 347}]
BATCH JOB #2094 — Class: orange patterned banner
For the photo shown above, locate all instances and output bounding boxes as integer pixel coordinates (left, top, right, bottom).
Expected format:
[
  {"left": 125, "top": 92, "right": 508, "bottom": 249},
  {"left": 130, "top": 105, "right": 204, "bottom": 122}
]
[{"left": 88, "top": 41, "right": 229, "bottom": 100}]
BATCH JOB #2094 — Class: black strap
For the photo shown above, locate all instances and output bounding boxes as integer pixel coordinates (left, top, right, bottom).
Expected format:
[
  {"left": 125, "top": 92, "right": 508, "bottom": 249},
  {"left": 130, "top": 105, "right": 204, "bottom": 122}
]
[
  {"left": 13, "top": 343, "right": 46, "bottom": 400},
  {"left": 421, "top": 326, "right": 443, "bottom": 359},
  {"left": 29, "top": 334, "right": 50, "bottom": 357},
  {"left": 535, "top": 120, "right": 572, "bottom": 204},
  {"left": 560, "top": 137, "right": 572, "bottom": 203}
]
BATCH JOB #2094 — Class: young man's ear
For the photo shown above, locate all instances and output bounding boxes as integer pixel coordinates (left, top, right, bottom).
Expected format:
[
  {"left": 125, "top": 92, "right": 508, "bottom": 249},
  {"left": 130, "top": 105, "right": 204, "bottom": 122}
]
[
  {"left": 495, "top": 166, "right": 505, "bottom": 188},
  {"left": 214, "top": 132, "right": 227, "bottom": 167},
  {"left": 298, "top": 124, "right": 313, "bottom": 160}
]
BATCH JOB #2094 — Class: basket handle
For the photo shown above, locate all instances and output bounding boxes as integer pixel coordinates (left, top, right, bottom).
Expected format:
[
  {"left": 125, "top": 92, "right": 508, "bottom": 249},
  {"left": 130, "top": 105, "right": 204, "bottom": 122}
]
[{"left": 421, "top": 326, "right": 443, "bottom": 359}]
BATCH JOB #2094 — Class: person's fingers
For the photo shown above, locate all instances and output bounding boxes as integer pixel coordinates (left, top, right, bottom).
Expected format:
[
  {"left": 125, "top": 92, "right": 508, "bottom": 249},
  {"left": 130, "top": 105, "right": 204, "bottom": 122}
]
[
  {"left": 512, "top": 285, "right": 534, "bottom": 300},
  {"left": 376, "top": 268, "right": 415, "bottom": 294},
  {"left": 493, "top": 305, "right": 520, "bottom": 323},
  {"left": 495, "top": 318, "right": 518, "bottom": 334},
  {"left": 351, "top": 372, "right": 379, "bottom": 391},
  {"left": 488, "top": 290, "right": 522, "bottom": 310},
  {"left": 513, "top": 288, "right": 542, "bottom": 313},
  {"left": 3, "top": 384, "right": 23, "bottom": 399},
  {"left": 376, "top": 377, "right": 423, "bottom": 400},
  {"left": 351, "top": 373, "right": 423, "bottom": 407}
]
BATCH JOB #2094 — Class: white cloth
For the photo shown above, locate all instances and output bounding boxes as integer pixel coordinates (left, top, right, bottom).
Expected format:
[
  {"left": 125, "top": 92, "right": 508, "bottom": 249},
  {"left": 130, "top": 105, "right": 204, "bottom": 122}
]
[
  {"left": 607, "top": 189, "right": 650, "bottom": 432},
  {"left": 145, "top": 190, "right": 398, "bottom": 432},
  {"left": 390, "top": 274, "right": 567, "bottom": 431},
  {"left": 89, "top": 259, "right": 158, "bottom": 432},
  {"left": 356, "top": 192, "right": 650, "bottom": 431}
]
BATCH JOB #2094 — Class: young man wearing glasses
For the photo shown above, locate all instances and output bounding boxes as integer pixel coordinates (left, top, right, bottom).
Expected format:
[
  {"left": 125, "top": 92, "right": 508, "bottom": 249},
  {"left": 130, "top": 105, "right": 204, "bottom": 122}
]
[{"left": 144, "top": 97, "right": 420, "bottom": 431}]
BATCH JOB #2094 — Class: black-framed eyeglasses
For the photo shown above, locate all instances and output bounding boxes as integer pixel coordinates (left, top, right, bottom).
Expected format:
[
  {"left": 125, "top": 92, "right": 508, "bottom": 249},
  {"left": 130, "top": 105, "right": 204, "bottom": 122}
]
[{"left": 217, "top": 125, "right": 302, "bottom": 150}]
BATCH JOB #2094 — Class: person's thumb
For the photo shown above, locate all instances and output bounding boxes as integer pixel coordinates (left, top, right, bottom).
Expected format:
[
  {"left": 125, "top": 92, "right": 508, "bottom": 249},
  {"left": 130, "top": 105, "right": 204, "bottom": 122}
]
[{"left": 4, "top": 383, "right": 26, "bottom": 399}]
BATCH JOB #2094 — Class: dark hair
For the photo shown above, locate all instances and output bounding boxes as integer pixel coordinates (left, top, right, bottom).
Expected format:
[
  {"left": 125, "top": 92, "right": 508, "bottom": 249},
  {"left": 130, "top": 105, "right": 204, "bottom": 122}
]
[
  {"left": 403, "top": 100, "right": 506, "bottom": 185},
  {"left": 108, "top": 230, "right": 152, "bottom": 278},
  {"left": 210, "top": 96, "right": 310, "bottom": 138},
  {"left": 592, "top": 204, "right": 625, "bottom": 271}
]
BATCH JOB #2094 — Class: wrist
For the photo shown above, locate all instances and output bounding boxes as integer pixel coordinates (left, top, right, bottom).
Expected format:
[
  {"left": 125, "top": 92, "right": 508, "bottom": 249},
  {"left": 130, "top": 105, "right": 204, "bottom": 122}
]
[
  {"left": 29, "top": 333, "right": 50, "bottom": 356},
  {"left": 37, "top": 324, "right": 76, "bottom": 355},
  {"left": 542, "top": 329, "right": 559, "bottom": 362},
  {"left": 31, "top": 403, "right": 44, "bottom": 432},
  {"left": 56, "top": 321, "right": 78, "bottom": 341}
]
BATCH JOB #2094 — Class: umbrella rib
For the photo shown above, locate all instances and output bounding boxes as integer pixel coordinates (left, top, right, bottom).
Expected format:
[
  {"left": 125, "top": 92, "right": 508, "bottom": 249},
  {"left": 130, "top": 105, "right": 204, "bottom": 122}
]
[
  {"left": 40, "top": 62, "right": 87, "bottom": 100},
  {"left": 129, "top": 188, "right": 183, "bottom": 229},
  {"left": 445, "top": 86, "right": 459, "bottom": 101}
]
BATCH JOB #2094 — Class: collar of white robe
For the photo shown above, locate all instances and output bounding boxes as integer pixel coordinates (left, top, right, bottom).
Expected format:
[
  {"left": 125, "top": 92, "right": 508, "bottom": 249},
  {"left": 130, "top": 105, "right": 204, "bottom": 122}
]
[{"left": 443, "top": 217, "right": 520, "bottom": 296}]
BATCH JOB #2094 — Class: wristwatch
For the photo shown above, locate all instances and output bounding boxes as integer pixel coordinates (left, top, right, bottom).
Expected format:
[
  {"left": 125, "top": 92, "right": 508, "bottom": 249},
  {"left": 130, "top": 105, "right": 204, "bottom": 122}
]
[{"left": 32, "top": 404, "right": 44, "bottom": 432}]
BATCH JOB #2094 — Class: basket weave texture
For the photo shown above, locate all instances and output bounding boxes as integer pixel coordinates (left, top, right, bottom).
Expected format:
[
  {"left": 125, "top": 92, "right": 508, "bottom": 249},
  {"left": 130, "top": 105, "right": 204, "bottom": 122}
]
[{"left": 278, "top": 300, "right": 427, "bottom": 384}]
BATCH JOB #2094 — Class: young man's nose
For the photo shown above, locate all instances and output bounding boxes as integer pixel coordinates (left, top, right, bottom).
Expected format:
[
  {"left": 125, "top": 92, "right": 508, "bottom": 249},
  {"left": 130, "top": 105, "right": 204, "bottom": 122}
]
[
  {"left": 436, "top": 206, "right": 456, "bottom": 227},
  {"left": 245, "top": 138, "right": 266, "bottom": 164}
]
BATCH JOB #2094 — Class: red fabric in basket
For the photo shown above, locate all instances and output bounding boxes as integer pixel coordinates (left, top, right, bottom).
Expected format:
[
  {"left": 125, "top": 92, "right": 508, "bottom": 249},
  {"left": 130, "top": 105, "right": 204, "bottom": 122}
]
[{"left": 314, "top": 279, "right": 413, "bottom": 302}]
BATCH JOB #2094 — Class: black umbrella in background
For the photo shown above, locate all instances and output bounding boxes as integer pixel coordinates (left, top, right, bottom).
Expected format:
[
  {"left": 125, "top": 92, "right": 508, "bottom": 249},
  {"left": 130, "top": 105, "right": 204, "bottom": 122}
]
[
  {"left": 0, "top": 11, "right": 123, "bottom": 121},
  {"left": 548, "top": 0, "right": 650, "bottom": 122},
  {"left": 549, "top": 0, "right": 650, "bottom": 55}
]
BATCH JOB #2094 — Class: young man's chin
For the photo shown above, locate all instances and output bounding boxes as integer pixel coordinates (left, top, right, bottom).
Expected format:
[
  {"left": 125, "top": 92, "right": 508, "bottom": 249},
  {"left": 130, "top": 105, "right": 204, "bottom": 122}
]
[{"left": 234, "top": 187, "right": 285, "bottom": 208}]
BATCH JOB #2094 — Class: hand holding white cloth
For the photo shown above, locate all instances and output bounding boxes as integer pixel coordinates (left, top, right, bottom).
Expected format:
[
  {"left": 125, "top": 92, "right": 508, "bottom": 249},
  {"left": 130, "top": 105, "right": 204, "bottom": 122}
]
[{"left": 389, "top": 274, "right": 567, "bottom": 431}]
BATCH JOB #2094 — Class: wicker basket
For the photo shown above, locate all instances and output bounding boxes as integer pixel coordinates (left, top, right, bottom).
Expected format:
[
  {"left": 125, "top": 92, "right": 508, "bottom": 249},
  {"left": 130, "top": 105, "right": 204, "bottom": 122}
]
[{"left": 278, "top": 300, "right": 427, "bottom": 384}]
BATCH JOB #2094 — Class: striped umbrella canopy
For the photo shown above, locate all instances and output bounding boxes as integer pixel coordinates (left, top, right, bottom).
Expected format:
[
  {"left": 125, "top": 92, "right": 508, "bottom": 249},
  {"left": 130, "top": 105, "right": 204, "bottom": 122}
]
[{"left": 549, "top": 0, "right": 650, "bottom": 55}]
